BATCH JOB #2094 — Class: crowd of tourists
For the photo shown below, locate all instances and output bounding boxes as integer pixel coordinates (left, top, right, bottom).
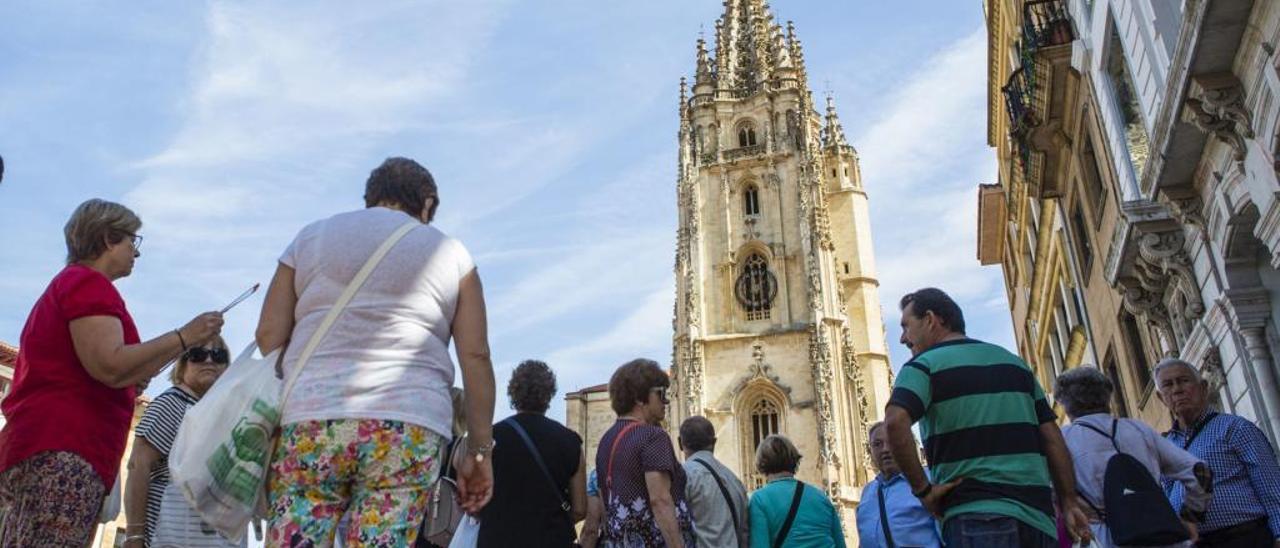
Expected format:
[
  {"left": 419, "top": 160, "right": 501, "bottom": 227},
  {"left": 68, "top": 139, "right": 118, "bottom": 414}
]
[{"left": 0, "top": 157, "right": 1277, "bottom": 547}]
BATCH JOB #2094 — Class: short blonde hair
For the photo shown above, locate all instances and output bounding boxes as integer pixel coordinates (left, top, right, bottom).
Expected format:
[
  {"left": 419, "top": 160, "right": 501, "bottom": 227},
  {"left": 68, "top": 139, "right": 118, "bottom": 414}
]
[
  {"left": 755, "top": 434, "right": 802, "bottom": 475},
  {"left": 171, "top": 334, "right": 229, "bottom": 385},
  {"left": 64, "top": 199, "right": 141, "bottom": 264}
]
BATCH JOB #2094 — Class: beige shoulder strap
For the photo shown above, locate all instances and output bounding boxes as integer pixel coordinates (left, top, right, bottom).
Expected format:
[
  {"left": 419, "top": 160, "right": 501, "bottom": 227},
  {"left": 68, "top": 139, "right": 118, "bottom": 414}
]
[{"left": 280, "top": 220, "right": 419, "bottom": 407}]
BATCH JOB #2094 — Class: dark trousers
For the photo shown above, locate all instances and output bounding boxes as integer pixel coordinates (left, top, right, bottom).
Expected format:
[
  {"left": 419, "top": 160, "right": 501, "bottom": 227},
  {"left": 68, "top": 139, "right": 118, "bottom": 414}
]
[
  {"left": 1196, "top": 518, "right": 1273, "bottom": 548},
  {"left": 942, "top": 512, "right": 1056, "bottom": 548}
]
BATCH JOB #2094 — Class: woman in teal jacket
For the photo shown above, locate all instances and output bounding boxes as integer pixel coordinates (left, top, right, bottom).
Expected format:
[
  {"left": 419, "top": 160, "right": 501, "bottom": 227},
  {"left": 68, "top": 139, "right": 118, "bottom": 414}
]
[{"left": 748, "top": 435, "right": 847, "bottom": 548}]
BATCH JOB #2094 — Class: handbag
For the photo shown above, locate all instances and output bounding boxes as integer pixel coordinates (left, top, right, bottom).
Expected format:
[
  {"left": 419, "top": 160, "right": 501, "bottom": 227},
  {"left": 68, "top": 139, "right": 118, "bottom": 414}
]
[
  {"left": 168, "top": 220, "right": 419, "bottom": 542},
  {"left": 420, "top": 439, "right": 466, "bottom": 546}
]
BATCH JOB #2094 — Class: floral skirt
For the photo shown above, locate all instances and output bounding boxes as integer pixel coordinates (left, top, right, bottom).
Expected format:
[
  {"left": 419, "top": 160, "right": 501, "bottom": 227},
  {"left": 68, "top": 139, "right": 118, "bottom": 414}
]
[
  {"left": 267, "top": 419, "right": 444, "bottom": 548},
  {"left": 0, "top": 450, "right": 106, "bottom": 548}
]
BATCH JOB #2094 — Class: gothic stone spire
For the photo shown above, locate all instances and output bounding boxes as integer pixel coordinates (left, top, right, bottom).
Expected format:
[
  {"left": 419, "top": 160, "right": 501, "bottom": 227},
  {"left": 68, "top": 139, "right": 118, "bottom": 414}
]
[{"left": 823, "top": 94, "right": 849, "bottom": 148}]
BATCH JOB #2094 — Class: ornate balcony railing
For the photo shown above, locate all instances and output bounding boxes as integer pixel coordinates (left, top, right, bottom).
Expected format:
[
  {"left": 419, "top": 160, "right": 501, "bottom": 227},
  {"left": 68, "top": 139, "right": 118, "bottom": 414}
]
[
  {"left": 1022, "top": 0, "right": 1075, "bottom": 49},
  {"left": 724, "top": 143, "right": 766, "bottom": 162},
  {"left": 1001, "top": 0, "right": 1074, "bottom": 185},
  {"left": 1002, "top": 66, "right": 1035, "bottom": 167}
]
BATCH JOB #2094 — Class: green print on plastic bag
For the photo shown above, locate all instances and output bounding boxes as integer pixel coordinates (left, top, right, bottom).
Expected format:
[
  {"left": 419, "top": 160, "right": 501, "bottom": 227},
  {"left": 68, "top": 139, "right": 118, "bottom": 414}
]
[{"left": 206, "top": 396, "right": 279, "bottom": 505}]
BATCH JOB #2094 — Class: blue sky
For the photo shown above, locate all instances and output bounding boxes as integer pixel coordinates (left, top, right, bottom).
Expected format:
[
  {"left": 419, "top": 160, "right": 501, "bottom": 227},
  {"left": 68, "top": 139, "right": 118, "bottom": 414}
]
[{"left": 0, "top": 1, "right": 1013, "bottom": 425}]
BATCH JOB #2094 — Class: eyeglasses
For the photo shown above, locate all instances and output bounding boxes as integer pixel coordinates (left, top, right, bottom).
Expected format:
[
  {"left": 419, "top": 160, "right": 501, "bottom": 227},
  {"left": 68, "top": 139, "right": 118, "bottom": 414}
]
[
  {"left": 651, "top": 386, "right": 669, "bottom": 405},
  {"left": 183, "top": 347, "right": 230, "bottom": 365},
  {"left": 124, "top": 232, "right": 143, "bottom": 251}
]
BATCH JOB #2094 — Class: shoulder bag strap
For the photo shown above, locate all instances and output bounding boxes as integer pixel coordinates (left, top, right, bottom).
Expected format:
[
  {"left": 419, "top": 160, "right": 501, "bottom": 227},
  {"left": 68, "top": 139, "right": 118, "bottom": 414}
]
[
  {"left": 279, "top": 220, "right": 418, "bottom": 408},
  {"left": 772, "top": 480, "right": 805, "bottom": 548},
  {"left": 692, "top": 458, "right": 741, "bottom": 535},
  {"left": 604, "top": 421, "right": 643, "bottom": 500},
  {"left": 1182, "top": 412, "right": 1219, "bottom": 450},
  {"left": 504, "top": 418, "right": 571, "bottom": 513},
  {"left": 875, "top": 480, "right": 896, "bottom": 548}
]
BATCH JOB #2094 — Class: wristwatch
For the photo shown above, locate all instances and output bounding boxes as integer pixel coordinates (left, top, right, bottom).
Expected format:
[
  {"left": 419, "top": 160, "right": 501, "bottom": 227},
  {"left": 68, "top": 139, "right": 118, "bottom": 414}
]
[
  {"left": 468, "top": 437, "right": 496, "bottom": 463},
  {"left": 912, "top": 482, "right": 934, "bottom": 499}
]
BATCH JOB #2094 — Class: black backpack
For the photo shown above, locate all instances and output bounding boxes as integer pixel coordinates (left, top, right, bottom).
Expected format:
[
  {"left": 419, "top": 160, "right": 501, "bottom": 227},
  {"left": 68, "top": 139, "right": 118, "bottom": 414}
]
[{"left": 1077, "top": 418, "right": 1189, "bottom": 546}]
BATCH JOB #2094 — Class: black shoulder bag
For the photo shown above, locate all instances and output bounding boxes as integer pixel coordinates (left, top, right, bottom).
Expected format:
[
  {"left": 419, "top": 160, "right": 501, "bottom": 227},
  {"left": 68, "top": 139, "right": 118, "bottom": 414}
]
[{"left": 772, "top": 480, "right": 806, "bottom": 548}]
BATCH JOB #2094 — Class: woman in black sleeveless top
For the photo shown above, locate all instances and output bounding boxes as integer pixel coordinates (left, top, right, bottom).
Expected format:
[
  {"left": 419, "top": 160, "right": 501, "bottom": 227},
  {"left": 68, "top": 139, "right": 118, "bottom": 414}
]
[{"left": 478, "top": 360, "right": 587, "bottom": 547}]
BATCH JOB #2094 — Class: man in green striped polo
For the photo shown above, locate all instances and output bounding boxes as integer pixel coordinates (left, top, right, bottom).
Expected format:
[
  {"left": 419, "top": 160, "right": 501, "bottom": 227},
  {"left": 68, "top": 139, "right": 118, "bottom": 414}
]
[{"left": 882, "top": 287, "right": 1092, "bottom": 547}]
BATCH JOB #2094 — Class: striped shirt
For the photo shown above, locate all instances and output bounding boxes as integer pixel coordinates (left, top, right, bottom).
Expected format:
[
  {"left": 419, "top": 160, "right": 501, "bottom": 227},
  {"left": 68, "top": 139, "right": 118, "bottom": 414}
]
[
  {"left": 888, "top": 338, "right": 1058, "bottom": 539},
  {"left": 135, "top": 386, "right": 199, "bottom": 547},
  {"left": 1164, "top": 410, "right": 1280, "bottom": 538}
]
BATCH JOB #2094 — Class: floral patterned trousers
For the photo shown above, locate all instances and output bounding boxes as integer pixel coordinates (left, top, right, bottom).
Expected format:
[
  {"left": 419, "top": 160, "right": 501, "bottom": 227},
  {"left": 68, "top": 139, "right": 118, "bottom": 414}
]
[
  {"left": 0, "top": 451, "right": 106, "bottom": 548},
  {"left": 267, "top": 419, "right": 444, "bottom": 548}
]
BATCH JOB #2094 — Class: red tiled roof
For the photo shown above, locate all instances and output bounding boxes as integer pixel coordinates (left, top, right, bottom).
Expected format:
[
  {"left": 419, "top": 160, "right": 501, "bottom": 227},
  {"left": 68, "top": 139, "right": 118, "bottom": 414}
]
[{"left": 0, "top": 340, "right": 17, "bottom": 369}]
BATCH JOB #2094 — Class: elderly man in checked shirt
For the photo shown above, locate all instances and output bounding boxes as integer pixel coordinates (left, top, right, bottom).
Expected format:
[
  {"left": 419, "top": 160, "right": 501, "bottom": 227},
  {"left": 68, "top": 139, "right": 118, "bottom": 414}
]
[{"left": 1156, "top": 358, "right": 1280, "bottom": 548}]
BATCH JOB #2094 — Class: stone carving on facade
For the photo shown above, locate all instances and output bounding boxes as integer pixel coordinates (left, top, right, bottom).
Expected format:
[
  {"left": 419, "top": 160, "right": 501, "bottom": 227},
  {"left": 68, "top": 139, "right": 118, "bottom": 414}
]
[
  {"left": 1164, "top": 195, "right": 1206, "bottom": 228},
  {"left": 807, "top": 324, "right": 841, "bottom": 496},
  {"left": 1118, "top": 227, "right": 1205, "bottom": 351},
  {"left": 1184, "top": 73, "right": 1254, "bottom": 169},
  {"left": 840, "top": 326, "right": 873, "bottom": 478},
  {"left": 1202, "top": 345, "right": 1226, "bottom": 408}
]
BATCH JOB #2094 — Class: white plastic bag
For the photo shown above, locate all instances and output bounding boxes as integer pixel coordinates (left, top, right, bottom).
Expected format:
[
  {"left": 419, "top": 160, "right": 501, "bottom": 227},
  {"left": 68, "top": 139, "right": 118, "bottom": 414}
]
[
  {"left": 447, "top": 515, "right": 480, "bottom": 548},
  {"left": 168, "top": 343, "right": 281, "bottom": 543}
]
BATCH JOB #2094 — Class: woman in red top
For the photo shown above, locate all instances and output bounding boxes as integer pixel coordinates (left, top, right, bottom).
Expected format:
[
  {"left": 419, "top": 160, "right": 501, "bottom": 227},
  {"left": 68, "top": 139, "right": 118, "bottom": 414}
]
[{"left": 0, "top": 199, "right": 224, "bottom": 547}]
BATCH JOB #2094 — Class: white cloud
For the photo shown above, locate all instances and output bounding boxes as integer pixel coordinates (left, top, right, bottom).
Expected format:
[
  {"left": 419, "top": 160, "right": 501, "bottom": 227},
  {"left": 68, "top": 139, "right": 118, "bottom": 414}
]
[{"left": 852, "top": 27, "right": 1011, "bottom": 364}]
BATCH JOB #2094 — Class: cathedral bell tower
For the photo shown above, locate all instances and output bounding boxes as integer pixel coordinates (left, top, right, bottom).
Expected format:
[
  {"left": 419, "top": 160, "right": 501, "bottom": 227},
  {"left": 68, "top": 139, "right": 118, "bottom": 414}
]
[{"left": 669, "top": 0, "right": 893, "bottom": 530}]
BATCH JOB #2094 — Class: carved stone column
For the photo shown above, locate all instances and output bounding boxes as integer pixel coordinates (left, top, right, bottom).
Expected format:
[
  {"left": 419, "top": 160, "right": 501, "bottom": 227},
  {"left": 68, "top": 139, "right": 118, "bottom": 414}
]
[
  {"left": 1222, "top": 287, "right": 1280, "bottom": 440},
  {"left": 1238, "top": 326, "right": 1280, "bottom": 437}
]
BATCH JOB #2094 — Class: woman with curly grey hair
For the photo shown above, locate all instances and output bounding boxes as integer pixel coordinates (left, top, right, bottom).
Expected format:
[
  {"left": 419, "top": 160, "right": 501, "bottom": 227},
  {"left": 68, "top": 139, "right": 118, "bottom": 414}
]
[
  {"left": 477, "top": 360, "right": 587, "bottom": 547},
  {"left": 1055, "top": 366, "right": 1211, "bottom": 547}
]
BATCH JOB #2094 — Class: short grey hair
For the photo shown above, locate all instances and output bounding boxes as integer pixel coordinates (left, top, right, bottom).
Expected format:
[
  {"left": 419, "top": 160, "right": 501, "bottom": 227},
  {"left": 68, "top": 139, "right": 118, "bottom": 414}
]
[
  {"left": 1153, "top": 358, "right": 1201, "bottom": 385},
  {"left": 64, "top": 199, "right": 142, "bottom": 264},
  {"left": 867, "top": 421, "right": 886, "bottom": 441},
  {"left": 1054, "top": 366, "right": 1113, "bottom": 418}
]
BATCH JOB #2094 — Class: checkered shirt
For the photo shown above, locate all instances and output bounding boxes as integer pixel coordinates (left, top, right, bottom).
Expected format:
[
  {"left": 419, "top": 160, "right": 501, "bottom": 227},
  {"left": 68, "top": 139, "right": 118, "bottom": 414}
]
[{"left": 1163, "top": 411, "right": 1280, "bottom": 539}]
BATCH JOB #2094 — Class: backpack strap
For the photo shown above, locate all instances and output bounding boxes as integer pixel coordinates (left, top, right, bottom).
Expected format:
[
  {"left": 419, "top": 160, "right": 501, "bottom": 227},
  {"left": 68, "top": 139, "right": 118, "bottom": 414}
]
[
  {"left": 504, "top": 417, "right": 571, "bottom": 513},
  {"left": 692, "top": 458, "right": 741, "bottom": 536},
  {"left": 772, "top": 480, "right": 806, "bottom": 548},
  {"left": 1076, "top": 419, "right": 1122, "bottom": 453}
]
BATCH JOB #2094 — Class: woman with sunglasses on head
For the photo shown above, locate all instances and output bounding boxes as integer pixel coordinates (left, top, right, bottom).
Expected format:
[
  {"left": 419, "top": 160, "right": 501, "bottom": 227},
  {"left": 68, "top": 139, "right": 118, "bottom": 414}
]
[
  {"left": 595, "top": 358, "right": 695, "bottom": 548},
  {"left": 0, "top": 199, "right": 225, "bottom": 547},
  {"left": 122, "top": 336, "right": 244, "bottom": 548}
]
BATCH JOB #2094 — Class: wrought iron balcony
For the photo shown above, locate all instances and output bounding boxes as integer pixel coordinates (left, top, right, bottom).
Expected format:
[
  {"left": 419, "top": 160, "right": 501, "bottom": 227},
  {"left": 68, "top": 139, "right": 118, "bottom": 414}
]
[
  {"left": 1002, "top": 66, "right": 1036, "bottom": 168},
  {"left": 1000, "top": 0, "right": 1075, "bottom": 196},
  {"left": 1022, "top": 0, "right": 1075, "bottom": 49}
]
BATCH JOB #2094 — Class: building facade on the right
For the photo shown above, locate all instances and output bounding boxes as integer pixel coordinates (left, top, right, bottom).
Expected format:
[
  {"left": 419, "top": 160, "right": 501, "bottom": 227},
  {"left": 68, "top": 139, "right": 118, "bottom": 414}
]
[{"left": 980, "top": 0, "right": 1280, "bottom": 445}]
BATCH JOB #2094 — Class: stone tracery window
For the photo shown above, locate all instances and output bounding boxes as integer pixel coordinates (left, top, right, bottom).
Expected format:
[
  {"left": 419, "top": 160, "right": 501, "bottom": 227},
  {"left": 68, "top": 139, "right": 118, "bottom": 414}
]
[
  {"left": 735, "top": 253, "right": 777, "bottom": 321},
  {"left": 737, "top": 122, "right": 758, "bottom": 148},
  {"left": 743, "top": 184, "right": 761, "bottom": 216},
  {"left": 746, "top": 396, "right": 781, "bottom": 489}
]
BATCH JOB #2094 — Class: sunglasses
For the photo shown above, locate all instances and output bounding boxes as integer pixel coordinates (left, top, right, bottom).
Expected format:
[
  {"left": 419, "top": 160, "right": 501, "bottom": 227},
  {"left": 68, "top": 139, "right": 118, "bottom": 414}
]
[
  {"left": 183, "top": 347, "right": 230, "bottom": 365},
  {"left": 651, "top": 386, "right": 669, "bottom": 404}
]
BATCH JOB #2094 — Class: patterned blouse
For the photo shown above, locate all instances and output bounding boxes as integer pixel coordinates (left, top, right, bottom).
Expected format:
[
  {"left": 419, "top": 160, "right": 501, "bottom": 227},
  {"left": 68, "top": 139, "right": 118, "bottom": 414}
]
[{"left": 595, "top": 419, "right": 696, "bottom": 547}]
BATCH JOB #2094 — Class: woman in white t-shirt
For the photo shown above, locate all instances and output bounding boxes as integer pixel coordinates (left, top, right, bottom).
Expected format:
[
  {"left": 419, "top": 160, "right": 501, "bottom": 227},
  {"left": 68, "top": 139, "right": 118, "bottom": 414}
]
[{"left": 255, "top": 157, "right": 496, "bottom": 547}]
